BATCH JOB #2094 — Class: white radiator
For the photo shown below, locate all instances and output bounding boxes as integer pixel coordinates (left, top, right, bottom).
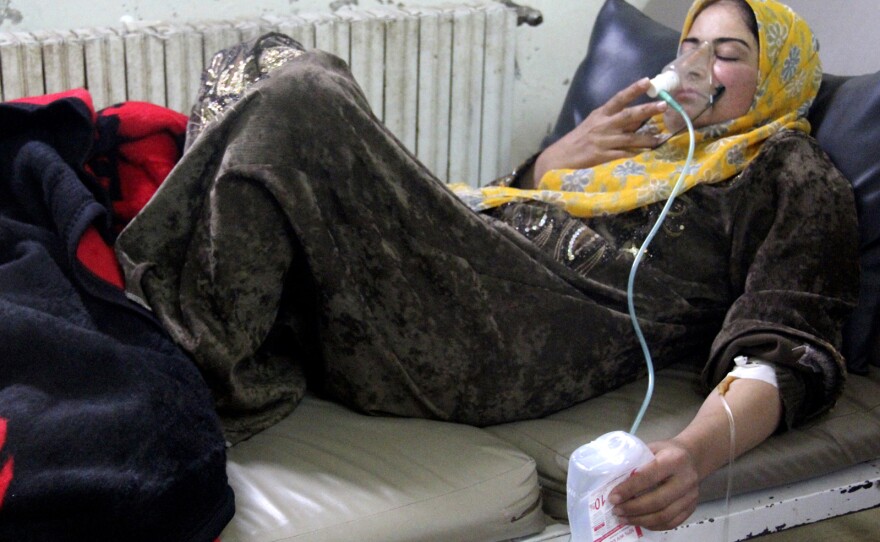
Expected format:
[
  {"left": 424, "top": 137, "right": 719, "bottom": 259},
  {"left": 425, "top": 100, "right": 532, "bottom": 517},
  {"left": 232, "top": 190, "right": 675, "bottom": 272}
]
[{"left": 0, "top": 4, "right": 516, "bottom": 185}]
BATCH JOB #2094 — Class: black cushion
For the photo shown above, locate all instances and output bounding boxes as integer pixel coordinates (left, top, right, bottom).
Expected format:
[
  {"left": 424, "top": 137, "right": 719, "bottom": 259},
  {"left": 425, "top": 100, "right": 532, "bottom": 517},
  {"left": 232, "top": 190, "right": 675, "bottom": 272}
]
[
  {"left": 811, "top": 71, "right": 880, "bottom": 373},
  {"left": 545, "top": 0, "right": 880, "bottom": 373},
  {"left": 541, "top": 0, "right": 678, "bottom": 149}
]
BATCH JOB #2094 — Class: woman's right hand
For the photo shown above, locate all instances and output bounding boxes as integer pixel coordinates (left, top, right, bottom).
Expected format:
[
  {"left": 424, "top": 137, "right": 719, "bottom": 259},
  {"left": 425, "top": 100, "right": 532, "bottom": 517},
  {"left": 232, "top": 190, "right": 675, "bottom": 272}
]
[
  {"left": 524, "top": 78, "right": 667, "bottom": 189},
  {"left": 608, "top": 439, "right": 701, "bottom": 531}
]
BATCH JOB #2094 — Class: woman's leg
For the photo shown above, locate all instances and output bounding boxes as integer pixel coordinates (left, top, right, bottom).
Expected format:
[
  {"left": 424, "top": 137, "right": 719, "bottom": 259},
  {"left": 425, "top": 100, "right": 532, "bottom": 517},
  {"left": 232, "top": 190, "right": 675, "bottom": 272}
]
[
  {"left": 253, "top": 51, "right": 690, "bottom": 424},
  {"left": 120, "top": 49, "right": 688, "bottom": 434}
]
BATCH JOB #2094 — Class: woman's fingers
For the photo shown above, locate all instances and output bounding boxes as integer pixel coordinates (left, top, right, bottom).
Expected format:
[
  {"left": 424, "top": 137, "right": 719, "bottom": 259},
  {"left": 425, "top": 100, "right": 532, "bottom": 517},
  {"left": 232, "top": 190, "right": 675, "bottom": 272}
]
[
  {"left": 613, "top": 477, "right": 699, "bottom": 529},
  {"left": 619, "top": 491, "right": 699, "bottom": 531},
  {"left": 607, "top": 440, "right": 701, "bottom": 531},
  {"left": 601, "top": 78, "right": 655, "bottom": 114},
  {"left": 614, "top": 100, "right": 668, "bottom": 132},
  {"left": 599, "top": 79, "right": 667, "bottom": 127},
  {"left": 531, "top": 78, "right": 667, "bottom": 179}
]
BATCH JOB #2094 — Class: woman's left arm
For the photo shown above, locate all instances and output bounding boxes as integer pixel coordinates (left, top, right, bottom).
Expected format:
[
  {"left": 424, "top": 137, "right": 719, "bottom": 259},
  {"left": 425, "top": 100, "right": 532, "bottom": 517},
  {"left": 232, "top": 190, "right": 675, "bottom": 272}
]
[{"left": 607, "top": 377, "right": 782, "bottom": 531}]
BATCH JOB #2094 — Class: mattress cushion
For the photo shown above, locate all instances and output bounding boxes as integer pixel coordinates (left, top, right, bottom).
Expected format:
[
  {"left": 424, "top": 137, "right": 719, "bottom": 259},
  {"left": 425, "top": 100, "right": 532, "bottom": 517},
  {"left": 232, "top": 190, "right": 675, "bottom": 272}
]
[
  {"left": 221, "top": 395, "right": 545, "bottom": 542},
  {"left": 486, "top": 364, "right": 880, "bottom": 519}
]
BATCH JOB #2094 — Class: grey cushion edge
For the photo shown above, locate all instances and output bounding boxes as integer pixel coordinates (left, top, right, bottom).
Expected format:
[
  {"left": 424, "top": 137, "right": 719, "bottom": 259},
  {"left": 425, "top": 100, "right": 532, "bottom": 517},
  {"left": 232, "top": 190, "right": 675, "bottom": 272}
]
[
  {"left": 221, "top": 395, "right": 546, "bottom": 542},
  {"left": 222, "top": 466, "right": 544, "bottom": 542}
]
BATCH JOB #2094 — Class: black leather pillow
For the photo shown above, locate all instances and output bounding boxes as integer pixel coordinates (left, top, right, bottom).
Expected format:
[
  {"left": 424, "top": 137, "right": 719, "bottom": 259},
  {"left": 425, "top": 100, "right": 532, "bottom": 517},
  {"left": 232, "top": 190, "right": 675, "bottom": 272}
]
[
  {"left": 541, "top": 0, "right": 678, "bottom": 149},
  {"left": 811, "top": 71, "right": 880, "bottom": 373},
  {"left": 544, "top": 0, "right": 880, "bottom": 373}
]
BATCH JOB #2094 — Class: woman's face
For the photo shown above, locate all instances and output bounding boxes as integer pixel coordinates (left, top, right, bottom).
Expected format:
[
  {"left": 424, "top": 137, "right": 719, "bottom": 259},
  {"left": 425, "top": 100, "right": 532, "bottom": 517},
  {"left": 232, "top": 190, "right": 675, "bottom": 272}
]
[{"left": 664, "top": 1, "right": 760, "bottom": 132}]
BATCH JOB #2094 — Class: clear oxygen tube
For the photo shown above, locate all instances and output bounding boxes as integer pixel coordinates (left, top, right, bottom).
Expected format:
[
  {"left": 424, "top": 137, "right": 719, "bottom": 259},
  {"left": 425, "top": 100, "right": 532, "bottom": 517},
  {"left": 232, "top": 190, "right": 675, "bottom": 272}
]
[
  {"left": 629, "top": 40, "right": 717, "bottom": 436},
  {"left": 625, "top": 95, "right": 694, "bottom": 437},
  {"left": 567, "top": 44, "right": 721, "bottom": 542}
]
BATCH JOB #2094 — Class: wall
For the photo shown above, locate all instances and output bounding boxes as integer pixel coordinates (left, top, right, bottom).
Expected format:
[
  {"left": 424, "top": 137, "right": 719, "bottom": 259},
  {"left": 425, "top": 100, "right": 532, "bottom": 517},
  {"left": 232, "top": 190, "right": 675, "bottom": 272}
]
[{"left": 644, "top": 0, "right": 880, "bottom": 76}]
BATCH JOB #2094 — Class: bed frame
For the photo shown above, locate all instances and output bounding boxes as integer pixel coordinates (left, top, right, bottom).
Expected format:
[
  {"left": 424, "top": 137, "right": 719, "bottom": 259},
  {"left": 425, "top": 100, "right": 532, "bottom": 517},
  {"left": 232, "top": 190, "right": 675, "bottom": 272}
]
[{"left": 520, "top": 460, "right": 880, "bottom": 541}]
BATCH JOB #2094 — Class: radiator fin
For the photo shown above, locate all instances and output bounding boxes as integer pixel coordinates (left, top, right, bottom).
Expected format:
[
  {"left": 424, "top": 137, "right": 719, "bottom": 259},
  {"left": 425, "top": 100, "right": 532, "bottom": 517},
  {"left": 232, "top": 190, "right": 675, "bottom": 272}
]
[{"left": 0, "top": 4, "right": 516, "bottom": 184}]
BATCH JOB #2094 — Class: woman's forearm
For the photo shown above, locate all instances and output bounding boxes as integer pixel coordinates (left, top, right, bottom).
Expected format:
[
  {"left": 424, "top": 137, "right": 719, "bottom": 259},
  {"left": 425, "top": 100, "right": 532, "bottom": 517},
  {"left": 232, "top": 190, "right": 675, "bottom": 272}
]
[
  {"left": 674, "top": 377, "right": 782, "bottom": 481},
  {"left": 608, "top": 377, "right": 783, "bottom": 530}
]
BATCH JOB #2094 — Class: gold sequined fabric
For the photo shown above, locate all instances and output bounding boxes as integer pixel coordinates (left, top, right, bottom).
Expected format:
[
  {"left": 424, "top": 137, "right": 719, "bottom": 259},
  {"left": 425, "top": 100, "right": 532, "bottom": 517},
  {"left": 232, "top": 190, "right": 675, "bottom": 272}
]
[{"left": 185, "top": 33, "right": 306, "bottom": 150}]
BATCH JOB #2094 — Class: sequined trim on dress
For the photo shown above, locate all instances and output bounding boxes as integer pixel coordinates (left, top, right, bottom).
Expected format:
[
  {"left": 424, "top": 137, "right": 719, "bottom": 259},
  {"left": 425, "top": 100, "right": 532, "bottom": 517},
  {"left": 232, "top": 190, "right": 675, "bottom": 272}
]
[
  {"left": 495, "top": 203, "right": 607, "bottom": 276},
  {"left": 186, "top": 33, "right": 306, "bottom": 150}
]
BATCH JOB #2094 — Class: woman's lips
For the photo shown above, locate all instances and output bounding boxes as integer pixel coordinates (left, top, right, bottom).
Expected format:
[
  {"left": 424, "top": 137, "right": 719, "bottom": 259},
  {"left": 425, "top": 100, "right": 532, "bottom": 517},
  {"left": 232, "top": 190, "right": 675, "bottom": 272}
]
[{"left": 672, "top": 88, "right": 704, "bottom": 102}]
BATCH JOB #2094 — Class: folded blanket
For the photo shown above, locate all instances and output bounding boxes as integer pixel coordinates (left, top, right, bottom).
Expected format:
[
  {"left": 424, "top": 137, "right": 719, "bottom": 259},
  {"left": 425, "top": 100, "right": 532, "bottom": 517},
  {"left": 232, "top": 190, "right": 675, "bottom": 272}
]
[{"left": 0, "top": 90, "right": 233, "bottom": 541}]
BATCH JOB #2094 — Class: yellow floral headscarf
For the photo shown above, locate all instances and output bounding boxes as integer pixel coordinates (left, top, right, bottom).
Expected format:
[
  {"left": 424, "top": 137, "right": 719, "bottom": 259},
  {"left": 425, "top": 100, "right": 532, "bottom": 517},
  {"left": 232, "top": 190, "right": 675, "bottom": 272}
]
[{"left": 451, "top": 0, "right": 823, "bottom": 218}]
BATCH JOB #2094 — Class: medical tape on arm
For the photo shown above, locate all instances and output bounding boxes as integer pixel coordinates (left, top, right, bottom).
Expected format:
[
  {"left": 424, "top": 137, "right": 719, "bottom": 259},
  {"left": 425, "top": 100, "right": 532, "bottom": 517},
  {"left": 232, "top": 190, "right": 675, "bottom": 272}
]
[{"left": 717, "top": 355, "right": 779, "bottom": 395}]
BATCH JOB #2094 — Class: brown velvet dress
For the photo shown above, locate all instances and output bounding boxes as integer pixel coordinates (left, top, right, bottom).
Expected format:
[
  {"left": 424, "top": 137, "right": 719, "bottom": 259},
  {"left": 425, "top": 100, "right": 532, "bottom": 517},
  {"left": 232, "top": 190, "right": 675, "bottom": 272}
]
[{"left": 116, "top": 46, "right": 859, "bottom": 443}]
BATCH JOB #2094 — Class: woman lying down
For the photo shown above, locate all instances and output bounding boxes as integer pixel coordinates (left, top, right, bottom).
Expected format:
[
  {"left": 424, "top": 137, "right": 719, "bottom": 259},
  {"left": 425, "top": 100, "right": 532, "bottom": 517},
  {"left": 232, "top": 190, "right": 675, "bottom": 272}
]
[{"left": 116, "top": 0, "right": 858, "bottom": 531}]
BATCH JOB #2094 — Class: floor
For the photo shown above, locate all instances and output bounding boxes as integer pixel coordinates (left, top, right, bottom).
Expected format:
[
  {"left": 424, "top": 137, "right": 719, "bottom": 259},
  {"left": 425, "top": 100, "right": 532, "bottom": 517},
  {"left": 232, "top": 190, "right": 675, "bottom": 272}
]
[{"left": 754, "top": 506, "right": 880, "bottom": 541}]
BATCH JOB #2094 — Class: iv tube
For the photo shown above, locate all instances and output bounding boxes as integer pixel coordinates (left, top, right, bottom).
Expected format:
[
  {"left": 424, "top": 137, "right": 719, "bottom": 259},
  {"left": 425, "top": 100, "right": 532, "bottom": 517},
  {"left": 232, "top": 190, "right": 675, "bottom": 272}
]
[
  {"left": 627, "top": 90, "right": 695, "bottom": 436},
  {"left": 719, "top": 393, "right": 737, "bottom": 542}
]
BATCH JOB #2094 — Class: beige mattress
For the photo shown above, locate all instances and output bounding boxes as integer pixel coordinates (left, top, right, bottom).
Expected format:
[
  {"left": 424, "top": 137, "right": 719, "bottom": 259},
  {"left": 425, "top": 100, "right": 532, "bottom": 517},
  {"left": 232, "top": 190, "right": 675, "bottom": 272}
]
[
  {"left": 221, "top": 396, "right": 545, "bottom": 542},
  {"left": 221, "top": 364, "right": 880, "bottom": 541}
]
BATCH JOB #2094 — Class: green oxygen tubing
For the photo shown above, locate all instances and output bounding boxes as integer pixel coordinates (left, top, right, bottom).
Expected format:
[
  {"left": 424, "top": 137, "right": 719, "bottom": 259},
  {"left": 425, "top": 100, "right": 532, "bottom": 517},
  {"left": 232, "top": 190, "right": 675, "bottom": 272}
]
[
  {"left": 627, "top": 89, "right": 695, "bottom": 436},
  {"left": 622, "top": 89, "right": 738, "bottom": 541},
  {"left": 565, "top": 91, "right": 702, "bottom": 542}
]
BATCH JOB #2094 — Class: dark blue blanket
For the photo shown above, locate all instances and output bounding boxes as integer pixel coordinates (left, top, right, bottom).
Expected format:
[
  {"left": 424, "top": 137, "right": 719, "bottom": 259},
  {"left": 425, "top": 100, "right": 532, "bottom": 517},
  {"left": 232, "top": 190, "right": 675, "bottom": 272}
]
[{"left": 0, "top": 96, "right": 233, "bottom": 541}]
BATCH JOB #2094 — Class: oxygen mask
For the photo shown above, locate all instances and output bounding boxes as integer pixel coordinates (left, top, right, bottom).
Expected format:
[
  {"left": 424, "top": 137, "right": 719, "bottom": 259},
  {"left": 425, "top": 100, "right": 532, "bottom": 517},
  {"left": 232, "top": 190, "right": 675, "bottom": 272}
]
[{"left": 648, "top": 41, "right": 721, "bottom": 109}]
